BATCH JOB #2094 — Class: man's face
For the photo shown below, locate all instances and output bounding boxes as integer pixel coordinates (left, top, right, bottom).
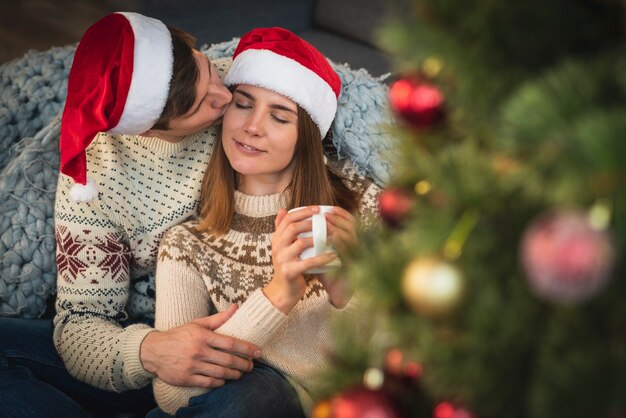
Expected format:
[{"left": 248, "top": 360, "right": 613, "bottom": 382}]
[{"left": 149, "top": 50, "right": 232, "bottom": 143}]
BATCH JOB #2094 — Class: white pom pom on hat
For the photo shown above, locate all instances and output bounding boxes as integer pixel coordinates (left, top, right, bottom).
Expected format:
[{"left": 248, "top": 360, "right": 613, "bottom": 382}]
[{"left": 59, "top": 12, "right": 174, "bottom": 202}]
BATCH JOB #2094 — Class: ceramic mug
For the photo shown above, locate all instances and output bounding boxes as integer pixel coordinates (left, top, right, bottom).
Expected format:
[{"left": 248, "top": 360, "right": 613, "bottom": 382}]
[{"left": 288, "top": 205, "right": 342, "bottom": 274}]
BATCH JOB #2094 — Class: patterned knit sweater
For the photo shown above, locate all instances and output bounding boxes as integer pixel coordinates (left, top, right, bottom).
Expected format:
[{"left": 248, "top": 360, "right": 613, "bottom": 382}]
[
  {"left": 153, "top": 161, "right": 381, "bottom": 415},
  {"left": 53, "top": 58, "right": 231, "bottom": 392},
  {"left": 53, "top": 128, "right": 215, "bottom": 391}
]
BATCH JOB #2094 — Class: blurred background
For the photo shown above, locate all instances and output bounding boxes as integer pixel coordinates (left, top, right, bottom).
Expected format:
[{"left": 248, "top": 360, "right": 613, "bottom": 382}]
[
  {"left": 0, "top": 0, "right": 394, "bottom": 77},
  {"left": 0, "top": 0, "right": 118, "bottom": 64}
]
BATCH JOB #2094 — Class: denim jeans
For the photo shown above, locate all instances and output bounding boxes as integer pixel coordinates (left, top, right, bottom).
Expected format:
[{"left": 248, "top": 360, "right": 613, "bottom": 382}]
[
  {"left": 0, "top": 318, "right": 155, "bottom": 418},
  {"left": 146, "top": 361, "right": 305, "bottom": 418}
]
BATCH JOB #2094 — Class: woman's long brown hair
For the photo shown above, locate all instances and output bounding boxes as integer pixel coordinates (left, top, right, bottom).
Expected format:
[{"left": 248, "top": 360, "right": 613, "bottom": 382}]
[{"left": 198, "top": 105, "right": 359, "bottom": 235}]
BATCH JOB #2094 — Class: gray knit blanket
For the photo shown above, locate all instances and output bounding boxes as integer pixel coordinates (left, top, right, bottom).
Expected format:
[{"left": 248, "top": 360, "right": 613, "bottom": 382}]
[{"left": 0, "top": 39, "right": 394, "bottom": 318}]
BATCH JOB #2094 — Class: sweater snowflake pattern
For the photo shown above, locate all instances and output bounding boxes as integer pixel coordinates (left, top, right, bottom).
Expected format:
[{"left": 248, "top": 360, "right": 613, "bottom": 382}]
[{"left": 52, "top": 55, "right": 233, "bottom": 393}]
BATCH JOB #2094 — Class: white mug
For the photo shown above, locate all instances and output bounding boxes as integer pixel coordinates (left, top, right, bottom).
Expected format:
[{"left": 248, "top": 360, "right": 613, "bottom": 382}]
[{"left": 288, "top": 205, "right": 342, "bottom": 274}]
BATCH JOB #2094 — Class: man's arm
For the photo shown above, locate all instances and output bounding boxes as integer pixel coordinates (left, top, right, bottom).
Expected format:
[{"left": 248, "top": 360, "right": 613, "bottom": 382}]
[
  {"left": 53, "top": 168, "right": 161, "bottom": 391},
  {"left": 54, "top": 174, "right": 260, "bottom": 393}
]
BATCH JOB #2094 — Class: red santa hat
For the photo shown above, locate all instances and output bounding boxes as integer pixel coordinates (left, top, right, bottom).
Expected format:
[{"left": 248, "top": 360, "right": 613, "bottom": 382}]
[
  {"left": 224, "top": 27, "right": 341, "bottom": 138},
  {"left": 60, "top": 12, "right": 174, "bottom": 202}
]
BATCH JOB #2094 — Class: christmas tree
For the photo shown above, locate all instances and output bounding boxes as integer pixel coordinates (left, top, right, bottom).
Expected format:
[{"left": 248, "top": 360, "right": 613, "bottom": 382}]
[{"left": 313, "top": 1, "right": 625, "bottom": 417}]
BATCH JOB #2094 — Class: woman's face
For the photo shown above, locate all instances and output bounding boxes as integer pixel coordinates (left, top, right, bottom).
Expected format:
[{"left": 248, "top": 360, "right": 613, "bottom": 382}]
[{"left": 221, "top": 84, "right": 299, "bottom": 195}]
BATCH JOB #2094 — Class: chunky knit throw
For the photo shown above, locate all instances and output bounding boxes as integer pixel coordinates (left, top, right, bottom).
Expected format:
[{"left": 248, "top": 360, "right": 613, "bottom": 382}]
[{"left": 0, "top": 38, "right": 394, "bottom": 318}]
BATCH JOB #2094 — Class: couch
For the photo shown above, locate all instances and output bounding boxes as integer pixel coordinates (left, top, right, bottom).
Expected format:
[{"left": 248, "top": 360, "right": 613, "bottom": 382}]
[
  {"left": 122, "top": 0, "right": 395, "bottom": 77},
  {"left": 0, "top": 0, "right": 397, "bottom": 319}
]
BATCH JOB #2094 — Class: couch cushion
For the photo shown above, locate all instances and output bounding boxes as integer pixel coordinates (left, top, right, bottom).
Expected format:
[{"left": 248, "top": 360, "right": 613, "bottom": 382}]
[
  {"left": 125, "top": 0, "right": 315, "bottom": 46},
  {"left": 298, "top": 29, "right": 391, "bottom": 77},
  {"left": 313, "top": 0, "right": 389, "bottom": 46}
]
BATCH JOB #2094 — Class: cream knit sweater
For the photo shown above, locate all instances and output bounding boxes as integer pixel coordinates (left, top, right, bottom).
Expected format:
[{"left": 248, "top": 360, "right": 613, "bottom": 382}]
[
  {"left": 153, "top": 160, "right": 381, "bottom": 415},
  {"left": 53, "top": 128, "right": 216, "bottom": 391},
  {"left": 53, "top": 58, "right": 231, "bottom": 392}
]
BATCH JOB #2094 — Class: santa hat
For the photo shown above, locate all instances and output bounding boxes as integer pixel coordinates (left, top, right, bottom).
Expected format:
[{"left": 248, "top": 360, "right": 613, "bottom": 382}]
[
  {"left": 60, "top": 12, "right": 174, "bottom": 202},
  {"left": 224, "top": 27, "right": 341, "bottom": 138}
]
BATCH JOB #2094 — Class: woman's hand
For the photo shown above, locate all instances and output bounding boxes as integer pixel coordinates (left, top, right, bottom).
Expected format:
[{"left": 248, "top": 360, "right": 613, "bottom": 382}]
[
  {"left": 264, "top": 206, "right": 338, "bottom": 314},
  {"left": 316, "top": 272, "right": 353, "bottom": 308},
  {"left": 325, "top": 206, "right": 358, "bottom": 253},
  {"left": 318, "top": 206, "right": 358, "bottom": 308}
]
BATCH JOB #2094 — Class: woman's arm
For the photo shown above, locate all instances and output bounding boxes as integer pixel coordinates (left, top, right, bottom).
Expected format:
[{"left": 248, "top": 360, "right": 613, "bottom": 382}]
[{"left": 153, "top": 228, "right": 258, "bottom": 415}]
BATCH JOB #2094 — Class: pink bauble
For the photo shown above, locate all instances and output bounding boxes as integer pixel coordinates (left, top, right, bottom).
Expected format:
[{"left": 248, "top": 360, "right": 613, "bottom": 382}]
[
  {"left": 331, "top": 386, "right": 401, "bottom": 418},
  {"left": 520, "top": 210, "right": 615, "bottom": 303}
]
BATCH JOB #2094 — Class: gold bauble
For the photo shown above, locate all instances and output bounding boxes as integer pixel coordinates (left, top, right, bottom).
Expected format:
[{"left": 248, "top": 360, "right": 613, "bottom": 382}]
[
  {"left": 312, "top": 399, "right": 332, "bottom": 418},
  {"left": 401, "top": 256, "right": 464, "bottom": 317}
]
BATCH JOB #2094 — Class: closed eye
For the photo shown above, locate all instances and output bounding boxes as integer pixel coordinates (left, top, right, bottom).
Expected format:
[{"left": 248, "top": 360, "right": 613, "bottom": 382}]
[{"left": 272, "top": 115, "right": 288, "bottom": 124}]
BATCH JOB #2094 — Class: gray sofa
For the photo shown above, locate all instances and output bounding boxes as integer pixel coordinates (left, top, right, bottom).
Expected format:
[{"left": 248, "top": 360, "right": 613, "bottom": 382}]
[
  {"left": 0, "top": 1, "right": 396, "bottom": 320},
  {"left": 122, "top": 0, "right": 394, "bottom": 77}
]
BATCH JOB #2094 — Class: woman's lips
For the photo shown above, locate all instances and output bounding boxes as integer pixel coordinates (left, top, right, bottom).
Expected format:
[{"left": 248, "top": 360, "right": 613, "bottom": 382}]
[{"left": 234, "top": 139, "right": 265, "bottom": 154}]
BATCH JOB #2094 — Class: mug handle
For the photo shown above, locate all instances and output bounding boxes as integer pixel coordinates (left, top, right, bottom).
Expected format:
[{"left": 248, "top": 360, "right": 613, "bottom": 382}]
[{"left": 311, "top": 212, "right": 327, "bottom": 256}]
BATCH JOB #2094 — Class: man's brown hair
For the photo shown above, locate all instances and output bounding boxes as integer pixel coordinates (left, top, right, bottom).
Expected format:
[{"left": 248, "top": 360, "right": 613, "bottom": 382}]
[
  {"left": 198, "top": 105, "right": 359, "bottom": 235},
  {"left": 151, "top": 27, "right": 198, "bottom": 130}
]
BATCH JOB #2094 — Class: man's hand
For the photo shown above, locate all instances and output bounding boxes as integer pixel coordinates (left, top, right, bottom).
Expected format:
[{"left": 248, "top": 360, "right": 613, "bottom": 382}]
[{"left": 140, "top": 305, "right": 262, "bottom": 388}]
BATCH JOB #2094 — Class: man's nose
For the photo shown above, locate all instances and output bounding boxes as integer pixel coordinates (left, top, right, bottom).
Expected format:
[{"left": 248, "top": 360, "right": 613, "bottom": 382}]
[{"left": 209, "top": 84, "right": 232, "bottom": 109}]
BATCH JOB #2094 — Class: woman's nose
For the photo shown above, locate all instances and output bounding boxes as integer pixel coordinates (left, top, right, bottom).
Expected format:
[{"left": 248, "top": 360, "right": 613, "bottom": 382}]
[{"left": 244, "top": 112, "right": 264, "bottom": 136}]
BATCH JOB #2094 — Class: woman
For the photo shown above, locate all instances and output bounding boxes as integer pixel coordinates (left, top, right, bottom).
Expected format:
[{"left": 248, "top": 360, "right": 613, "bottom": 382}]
[{"left": 151, "top": 27, "right": 381, "bottom": 417}]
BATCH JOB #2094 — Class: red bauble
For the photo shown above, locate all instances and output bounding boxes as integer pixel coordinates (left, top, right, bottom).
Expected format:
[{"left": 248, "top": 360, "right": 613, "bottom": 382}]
[
  {"left": 520, "top": 210, "right": 615, "bottom": 304},
  {"left": 389, "top": 77, "right": 445, "bottom": 128},
  {"left": 433, "top": 402, "right": 475, "bottom": 418},
  {"left": 379, "top": 188, "right": 414, "bottom": 228},
  {"left": 331, "top": 386, "right": 401, "bottom": 418}
]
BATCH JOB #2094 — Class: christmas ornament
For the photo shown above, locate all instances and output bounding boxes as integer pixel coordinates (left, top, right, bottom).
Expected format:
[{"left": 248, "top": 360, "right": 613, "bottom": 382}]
[
  {"left": 433, "top": 402, "right": 475, "bottom": 418},
  {"left": 401, "top": 256, "right": 465, "bottom": 317},
  {"left": 414, "top": 180, "right": 432, "bottom": 196},
  {"left": 383, "top": 349, "right": 423, "bottom": 391},
  {"left": 389, "top": 77, "right": 445, "bottom": 128},
  {"left": 421, "top": 55, "right": 445, "bottom": 79},
  {"left": 403, "top": 361, "right": 423, "bottom": 380},
  {"left": 520, "top": 210, "right": 615, "bottom": 304},
  {"left": 363, "top": 367, "right": 385, "bottom": 390},
  {"left": 330, "top": 386, "right": 401, "bottom": 418},
  {"left": 312, "top": 399, "right": 332, "bottom": 418},
  {"left": 378, "top": 188, "right": 414, "bottom": 228},
  {"left": 384, "top": 348, "right": 405, "bottom": 377}
]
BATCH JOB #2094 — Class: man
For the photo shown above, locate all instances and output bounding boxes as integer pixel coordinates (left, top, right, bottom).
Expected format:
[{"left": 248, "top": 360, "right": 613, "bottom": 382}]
[{"left": 0, "top": 12, "right": 260, "bottom": 417}]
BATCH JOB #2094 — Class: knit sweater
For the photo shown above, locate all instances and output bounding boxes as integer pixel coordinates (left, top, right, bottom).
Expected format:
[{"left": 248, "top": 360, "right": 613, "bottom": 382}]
[
  {"left": 153, "top": 160, "right": 381, "bottom": 415},
  {"left": 53, "top": 58, "right": 232, "bottom": 392},
  {"left": 53, "top": 127, "right": 215, "bottom": 391}
]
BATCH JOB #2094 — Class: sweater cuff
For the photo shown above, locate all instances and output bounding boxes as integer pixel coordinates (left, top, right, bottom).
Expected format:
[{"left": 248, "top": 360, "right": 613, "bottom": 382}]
[
  {"left": 120, "top": 324, "right": 156, "bottom": 388},
  {"left": 216, "top": 288, "right": 287, "bottom": 347},
  {"left": 154, "top": 377, "right": 207, "bottom": 415}
]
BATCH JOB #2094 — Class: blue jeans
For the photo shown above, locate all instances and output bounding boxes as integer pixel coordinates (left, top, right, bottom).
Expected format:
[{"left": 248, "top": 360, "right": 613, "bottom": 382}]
[
  {"left": 146, "top": 361, "right": 305, "bottom": 418},
  {"left": 0, "top": 318, "right": 155, "bottom": 418}
]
